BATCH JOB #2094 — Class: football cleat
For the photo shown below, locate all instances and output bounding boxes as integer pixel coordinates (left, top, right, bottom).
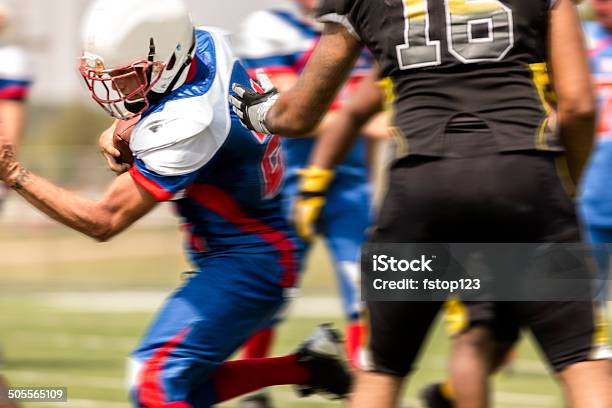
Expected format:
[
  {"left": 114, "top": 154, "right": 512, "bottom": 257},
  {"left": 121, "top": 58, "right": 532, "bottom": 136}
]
[
  {"left": 294, "top": 324, "right": 352, "bottom": 399},
  {"left": 420, "top": 383, "right": 453, "bottom": 408},
  {"left": 238, "top": 391, "right": 274, "bottom": 408}
]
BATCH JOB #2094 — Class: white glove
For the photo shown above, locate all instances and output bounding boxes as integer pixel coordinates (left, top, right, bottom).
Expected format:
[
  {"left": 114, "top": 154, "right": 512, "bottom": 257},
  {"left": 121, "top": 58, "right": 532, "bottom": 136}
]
[{"left": 229, "top": 69, "right": 278, "bottom": 134}]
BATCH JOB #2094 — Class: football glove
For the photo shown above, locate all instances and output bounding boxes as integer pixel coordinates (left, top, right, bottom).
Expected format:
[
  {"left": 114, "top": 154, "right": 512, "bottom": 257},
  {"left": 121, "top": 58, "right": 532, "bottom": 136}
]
[
  {"left": 293, "top": 166, "right": 335, "bottom": 241},
  {"left": 230, "top": 69, "right": 278, "bottom": 134}
]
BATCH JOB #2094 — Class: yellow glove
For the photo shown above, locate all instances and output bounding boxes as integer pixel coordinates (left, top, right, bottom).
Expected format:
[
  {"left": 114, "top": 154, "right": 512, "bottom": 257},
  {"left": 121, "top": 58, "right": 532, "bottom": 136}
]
[{"left": 292, "top": 166, "right": 335, "bottom": 241}]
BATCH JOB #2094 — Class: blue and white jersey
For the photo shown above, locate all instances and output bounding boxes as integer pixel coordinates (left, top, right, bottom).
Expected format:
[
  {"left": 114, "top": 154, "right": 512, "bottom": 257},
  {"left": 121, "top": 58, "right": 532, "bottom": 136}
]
[
  {"left": 128, "top": 28, "right": 301, "bottom": 288},
  {"left": 0, "top": 45, "right": 32, "bottom": 101},
  {"left": 235, "top": 7, "right": 373, "bottom": 176},
  {"left": 585, "top": 22, "right": 612, "bottom": 141},
  {"left": 579, "top": 22, "right": 612, "bottom": 227}
]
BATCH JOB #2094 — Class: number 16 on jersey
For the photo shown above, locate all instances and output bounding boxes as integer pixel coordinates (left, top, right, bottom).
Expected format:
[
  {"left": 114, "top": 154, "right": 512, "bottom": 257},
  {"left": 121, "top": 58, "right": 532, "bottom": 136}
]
[{"left": 396, "top": 0, "right": 514, "bottom": 69}]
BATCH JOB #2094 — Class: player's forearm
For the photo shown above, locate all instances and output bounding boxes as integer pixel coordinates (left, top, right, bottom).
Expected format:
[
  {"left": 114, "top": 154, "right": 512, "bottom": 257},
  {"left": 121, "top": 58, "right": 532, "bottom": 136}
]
[
  {"left": 6, "top": 163, "right": 119, "bottom": 241},
  {"left": 263, "top": 72, "right": 319, "bottom": 135},
  {"left": 265, "top": 93, "right": 326, "bottom": 136},
  {"left": 265, "top": 71, "right": 354, "bottom": 137},
  {"left": 265, "top": 24, "right": 362, "bottom": 136}
]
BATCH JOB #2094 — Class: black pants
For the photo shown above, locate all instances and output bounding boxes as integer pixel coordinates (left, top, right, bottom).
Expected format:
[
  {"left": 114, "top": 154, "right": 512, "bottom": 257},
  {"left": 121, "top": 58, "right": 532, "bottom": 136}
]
[{"left": 366, "top": 134, "right": 597, "bottom": 376}]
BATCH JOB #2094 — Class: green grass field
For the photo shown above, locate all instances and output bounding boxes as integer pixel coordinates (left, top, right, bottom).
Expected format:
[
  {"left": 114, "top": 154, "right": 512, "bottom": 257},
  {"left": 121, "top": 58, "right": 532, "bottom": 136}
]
[{"left": 0, "top": 220, "right": 606, "bottom": 407}]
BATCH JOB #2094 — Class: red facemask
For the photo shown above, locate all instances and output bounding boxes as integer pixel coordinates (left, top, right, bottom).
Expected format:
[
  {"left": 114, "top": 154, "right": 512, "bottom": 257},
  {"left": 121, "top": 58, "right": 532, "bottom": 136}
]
[{"left": 80, "top": 59, "right": 165, "bottom": 120}]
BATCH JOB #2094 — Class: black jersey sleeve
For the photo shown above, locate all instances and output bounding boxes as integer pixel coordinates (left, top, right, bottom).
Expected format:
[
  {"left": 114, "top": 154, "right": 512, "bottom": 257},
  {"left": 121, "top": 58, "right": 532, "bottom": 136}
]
[{"left": 315, "top": 0, "right": 363, "bottom": 41}]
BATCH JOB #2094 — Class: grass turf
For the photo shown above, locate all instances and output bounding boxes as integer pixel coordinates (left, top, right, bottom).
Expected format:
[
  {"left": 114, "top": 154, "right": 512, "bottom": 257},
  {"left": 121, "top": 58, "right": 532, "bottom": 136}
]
[{"left": 0, "top": 223, "right": 600, "bottom": 407}]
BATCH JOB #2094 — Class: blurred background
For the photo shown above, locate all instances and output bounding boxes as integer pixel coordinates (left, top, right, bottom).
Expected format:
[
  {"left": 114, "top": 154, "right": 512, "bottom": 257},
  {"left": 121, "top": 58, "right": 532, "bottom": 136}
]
[{"left": 0, "top": 1, "right": 605, "bottom": 408}]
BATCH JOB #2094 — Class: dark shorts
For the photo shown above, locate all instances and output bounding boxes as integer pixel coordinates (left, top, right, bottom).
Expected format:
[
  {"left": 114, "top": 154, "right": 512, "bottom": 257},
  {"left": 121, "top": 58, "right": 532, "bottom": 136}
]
[{"left": 364, "top": 132, "right": 600, "bottom": 376}]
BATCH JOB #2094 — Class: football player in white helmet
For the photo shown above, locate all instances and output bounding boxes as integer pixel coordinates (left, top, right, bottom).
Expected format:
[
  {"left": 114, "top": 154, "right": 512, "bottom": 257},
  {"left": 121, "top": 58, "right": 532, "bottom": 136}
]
[
  {"left": 79, "top": 0, "right": 195, "bottom": 120},
  {"left": 1, "top": 0, "right": 352, "bottom": 406}
]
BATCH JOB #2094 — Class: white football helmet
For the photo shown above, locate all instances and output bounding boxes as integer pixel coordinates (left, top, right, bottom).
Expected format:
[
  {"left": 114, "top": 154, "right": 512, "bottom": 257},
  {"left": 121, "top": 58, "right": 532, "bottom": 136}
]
[{"left": 80, "top": 0, "right": 195, "bottom": 119}]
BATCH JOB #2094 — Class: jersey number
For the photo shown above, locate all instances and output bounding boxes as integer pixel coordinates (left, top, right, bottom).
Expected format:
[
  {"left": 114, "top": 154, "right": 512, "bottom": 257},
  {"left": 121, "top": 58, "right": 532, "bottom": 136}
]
[
  {"left": 396, "top": 0, "right": 514, "bottom": 69},
  {"left": 259, "top": 133, "right": 284, "bottom": 199},
  {"left": 251, "top": 131, "right": 284, "bottom": 198}
]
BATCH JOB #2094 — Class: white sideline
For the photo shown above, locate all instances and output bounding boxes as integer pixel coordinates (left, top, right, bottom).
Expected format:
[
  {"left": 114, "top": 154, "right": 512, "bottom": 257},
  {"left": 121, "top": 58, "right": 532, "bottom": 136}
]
[
  {"left": 40, "top": 292, "right": 612, "bottom": 321},
  {"left": 41, "top": 291, "right": 346, "bottom": 317},
  {"left": 10, "top": 331, "right": 136, "bottom": 350},
  {"left": 7, "top": 371, "right": 124, "bottom": 389}
]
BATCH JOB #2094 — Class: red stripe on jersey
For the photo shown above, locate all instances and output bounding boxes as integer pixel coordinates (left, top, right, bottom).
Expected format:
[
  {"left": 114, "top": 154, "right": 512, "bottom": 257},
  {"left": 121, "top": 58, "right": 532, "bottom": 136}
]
[
  {"left": 247, "top": 67, "right": 295, "bottom": 79},
  {"left": 129, "top": 166, "right": 175, "bottom": 202},
  {"left": 0, "top": 85, "right": 28, "bottom": 100},
  {"left": 138, "top": 328, "right": 192, "bottom": 408},
  {"left": 186, "top": 184, "right": 298, "bottom": 288}
]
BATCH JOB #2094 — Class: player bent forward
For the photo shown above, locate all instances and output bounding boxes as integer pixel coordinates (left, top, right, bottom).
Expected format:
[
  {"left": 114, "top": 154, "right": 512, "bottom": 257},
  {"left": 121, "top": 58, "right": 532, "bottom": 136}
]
[{"left": 0, "top": 0, "right": 351, "bottom": 406}]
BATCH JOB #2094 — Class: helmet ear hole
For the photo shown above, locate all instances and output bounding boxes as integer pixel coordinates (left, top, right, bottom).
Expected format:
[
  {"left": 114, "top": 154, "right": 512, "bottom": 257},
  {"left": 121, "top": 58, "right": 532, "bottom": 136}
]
[{"left": 166, "top": 54, "right": 177, "bottom": 71}]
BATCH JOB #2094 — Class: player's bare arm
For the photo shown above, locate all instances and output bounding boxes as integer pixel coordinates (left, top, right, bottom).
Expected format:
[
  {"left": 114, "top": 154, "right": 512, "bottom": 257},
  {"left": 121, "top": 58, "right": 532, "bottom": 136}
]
[
  {"left": 266, "top": 71, "right": 342, "bottom": 138},
  {"left": 309, "top": 67, "right": 385, "bottom": 170},
  {"left": 231, "top": 22, "right": 362, "bottom": 136},
  {"left": 550, "top": 0, "right": 596, "bottom": 184},
  {"left": 0, "top": 141, "right": 156, "bottom": 241}
]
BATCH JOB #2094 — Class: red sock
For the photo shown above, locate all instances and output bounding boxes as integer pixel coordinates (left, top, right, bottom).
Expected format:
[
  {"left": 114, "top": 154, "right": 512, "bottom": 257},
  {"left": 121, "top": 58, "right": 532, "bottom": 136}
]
[
  {"left": 241, "top": 327, "right": 275, "bottom": 359},
  {"left": 212, "top": 354, "right": 310, "bottom": 403},
  {"left": 346, "top": 321, "right": 365, "bottom": 368}
]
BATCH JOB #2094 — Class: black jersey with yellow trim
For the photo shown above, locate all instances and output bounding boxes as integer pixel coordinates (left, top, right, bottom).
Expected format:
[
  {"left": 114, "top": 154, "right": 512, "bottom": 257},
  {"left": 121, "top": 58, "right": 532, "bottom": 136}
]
[{"left": 316, "top": 0, "right": 562, "bottom": 157}]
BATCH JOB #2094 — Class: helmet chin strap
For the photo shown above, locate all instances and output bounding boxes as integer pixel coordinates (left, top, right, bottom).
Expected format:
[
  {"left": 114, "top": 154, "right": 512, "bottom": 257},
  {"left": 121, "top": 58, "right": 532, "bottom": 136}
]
[
  {"left": 166, "top": 33, "right": 196, "bottom": 91},
  {"left": 124, "top": 99, "right": 147, "bottom": 115}
]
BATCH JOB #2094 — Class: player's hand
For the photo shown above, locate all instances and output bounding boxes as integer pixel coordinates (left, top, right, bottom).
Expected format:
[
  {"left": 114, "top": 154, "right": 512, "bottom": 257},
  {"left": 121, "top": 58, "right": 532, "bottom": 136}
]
[
  {"left": 99, "top": 121, "right": 131, "bottom": 175},
  {"left": 0, "top": 139, "right": 24, "bottom": 188},
  {"left": 230, "top": 68, "right": 278, "bottom": 134},
  {"left": 292, "top": 166, "right": 335, "bottom": 241}
]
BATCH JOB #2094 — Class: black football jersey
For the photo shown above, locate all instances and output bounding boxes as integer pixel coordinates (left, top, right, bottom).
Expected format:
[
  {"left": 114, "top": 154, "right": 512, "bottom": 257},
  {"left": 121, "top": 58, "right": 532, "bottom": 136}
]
[{"left": 317, "top": 0, "right": 561, "bottom": 157}]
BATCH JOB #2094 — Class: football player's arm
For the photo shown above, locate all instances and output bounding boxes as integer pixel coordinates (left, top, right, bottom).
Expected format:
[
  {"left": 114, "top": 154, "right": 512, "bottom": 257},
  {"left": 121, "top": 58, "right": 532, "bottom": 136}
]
[
  {"left": 549, "top": 0, "right": 596, "bottom": 184},
  {"left": 310, "top": 67, "right": 385, "bottom": 169},
  {"left": 266, "top": 72, "right": 340, "bottom": 138},
  {"left": 0, "top": 143, "right": 157, "bottom": 241},
  {"left": 234, "top": 23, "right": 362, "bottom": 137},
  {"left": 266, "top": 23, "right": 361, "bottom": 136}
]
